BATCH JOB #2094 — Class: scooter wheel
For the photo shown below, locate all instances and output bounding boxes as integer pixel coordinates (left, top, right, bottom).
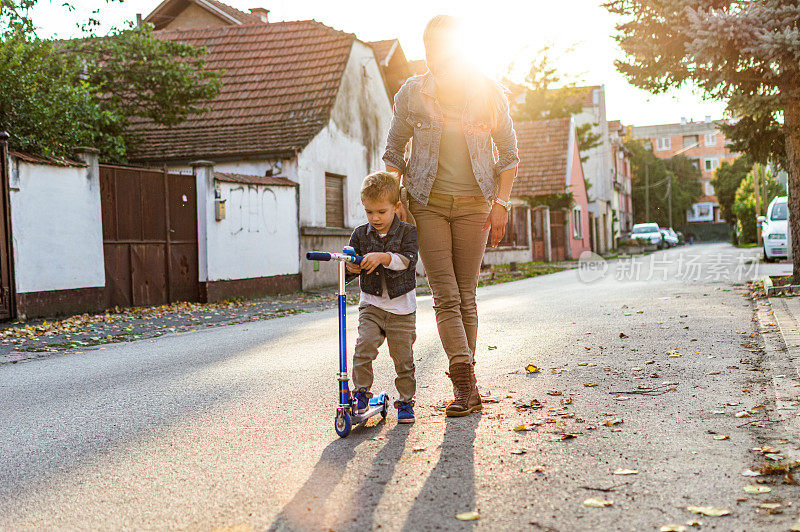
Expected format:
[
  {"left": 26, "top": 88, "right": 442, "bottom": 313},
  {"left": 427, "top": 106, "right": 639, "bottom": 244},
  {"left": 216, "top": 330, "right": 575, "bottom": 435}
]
[
  {"left": 335, "top": 411, "right": 351, "bottom": 438},
  {"left": 380, "top": 395, "right": 389, "bottom": 419}
]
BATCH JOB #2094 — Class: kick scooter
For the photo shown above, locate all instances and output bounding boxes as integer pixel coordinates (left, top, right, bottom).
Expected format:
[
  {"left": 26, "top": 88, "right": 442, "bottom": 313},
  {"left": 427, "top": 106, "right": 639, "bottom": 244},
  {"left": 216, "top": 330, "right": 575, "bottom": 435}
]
[{"left": 305, "top": 247, "right": 389, "bottom": 438}]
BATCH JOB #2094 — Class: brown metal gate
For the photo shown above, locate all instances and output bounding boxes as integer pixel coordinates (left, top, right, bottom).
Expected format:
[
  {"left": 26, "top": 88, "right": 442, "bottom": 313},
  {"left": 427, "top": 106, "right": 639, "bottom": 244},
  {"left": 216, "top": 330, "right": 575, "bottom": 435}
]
[
  {"left": 531, "top": 207, "right": 546, "bottom": 262},
  {"left": 100, "top": 164, "right": 199, "bottom": 308},
  {"left": 0, "top": 133, "right": 15, "bottom": 319},
  {"left": 549, "top": 210, "right": 566, "bottom": 262}
]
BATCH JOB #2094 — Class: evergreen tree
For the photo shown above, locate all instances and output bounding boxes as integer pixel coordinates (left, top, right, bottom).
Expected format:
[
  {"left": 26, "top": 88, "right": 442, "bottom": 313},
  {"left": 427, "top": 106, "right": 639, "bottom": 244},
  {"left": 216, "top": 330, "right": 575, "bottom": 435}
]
[{"left": 605, "top": 0, "right": 800, "bottom": 277}]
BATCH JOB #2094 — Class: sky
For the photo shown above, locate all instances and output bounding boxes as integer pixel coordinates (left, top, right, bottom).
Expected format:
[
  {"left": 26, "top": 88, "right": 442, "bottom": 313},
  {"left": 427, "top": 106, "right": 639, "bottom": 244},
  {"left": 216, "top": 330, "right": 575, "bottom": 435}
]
[{"left": 27, "top": 0, "right": 727, "bottom": 128}]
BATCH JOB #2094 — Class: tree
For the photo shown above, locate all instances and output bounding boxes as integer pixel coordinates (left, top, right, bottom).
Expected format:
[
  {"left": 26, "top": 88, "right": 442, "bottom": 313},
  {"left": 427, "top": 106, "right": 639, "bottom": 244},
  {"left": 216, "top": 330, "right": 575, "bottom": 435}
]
[
  {"left": 710, "top": 155, "right": 754, "bottom": 226},
  {"left": 0, "top": 1, "right": 221, "bottom": 162},
  {"left": 604, "top": 0, "right": 800, "bottom": 278},
  {"left": 625, "top": 139, "right": 702, "bottom": 228},
  {"left": 509, "top": 46, "right": 602, "bottom": 162},
  {"left": 732, "top": 167, "right": 785, "bottom": 244}
]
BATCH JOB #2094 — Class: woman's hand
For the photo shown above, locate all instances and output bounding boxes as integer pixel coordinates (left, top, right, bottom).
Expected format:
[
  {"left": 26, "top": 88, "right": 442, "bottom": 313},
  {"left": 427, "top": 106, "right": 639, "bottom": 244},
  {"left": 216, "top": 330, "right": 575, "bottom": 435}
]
[
  {"left": 482, "top": 203, "right": 509, "bottom": 247},
  {"left": 396, "top": 201, "right": 408, "bottom": 223},
  {"left": 345, "top": 262, "right": 361, "bottom": 274}
]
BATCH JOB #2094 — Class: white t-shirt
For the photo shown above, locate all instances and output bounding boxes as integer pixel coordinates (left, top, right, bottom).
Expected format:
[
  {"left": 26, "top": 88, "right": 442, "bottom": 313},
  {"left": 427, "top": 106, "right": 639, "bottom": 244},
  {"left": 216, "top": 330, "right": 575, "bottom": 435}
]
[{"left": 359, "top": 246, "right": 417, "bottom": 315}]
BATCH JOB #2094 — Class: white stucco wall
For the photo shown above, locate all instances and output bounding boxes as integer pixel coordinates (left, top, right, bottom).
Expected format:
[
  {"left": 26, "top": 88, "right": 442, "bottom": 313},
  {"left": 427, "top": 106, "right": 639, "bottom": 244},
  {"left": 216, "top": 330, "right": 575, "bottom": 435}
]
[
  {"left": 201, "top": 178, "right": 300, "bottom": 282},
  {"left": 296, "top": 40, "right": 393, "bottom": 228},
  {"left": 9, "top": 158, "right": 105, "bottom": 293}
]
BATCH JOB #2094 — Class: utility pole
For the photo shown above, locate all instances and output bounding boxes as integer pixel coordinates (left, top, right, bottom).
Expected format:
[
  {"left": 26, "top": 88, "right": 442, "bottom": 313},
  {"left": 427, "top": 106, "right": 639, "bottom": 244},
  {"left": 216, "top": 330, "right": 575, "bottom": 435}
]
[
  {"left": 754, "top": 163, "right": 762, "bottom": 247},
  {"left": 645, "top": 161, "right": 650, "bottom": 221},
  {"left": 667, "top": 174, "right": 673, "bottom": 228}
]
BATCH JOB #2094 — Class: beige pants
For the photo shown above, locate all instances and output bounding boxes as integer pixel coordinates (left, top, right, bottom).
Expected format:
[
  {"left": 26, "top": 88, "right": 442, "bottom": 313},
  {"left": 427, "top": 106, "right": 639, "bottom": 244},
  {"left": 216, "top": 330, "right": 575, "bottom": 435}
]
[
  {"left": 353, "top": 304, "right": 417, "bottom": 402},
  {"left": 408, "top": 192, "right": 491, "bottom": 366}
]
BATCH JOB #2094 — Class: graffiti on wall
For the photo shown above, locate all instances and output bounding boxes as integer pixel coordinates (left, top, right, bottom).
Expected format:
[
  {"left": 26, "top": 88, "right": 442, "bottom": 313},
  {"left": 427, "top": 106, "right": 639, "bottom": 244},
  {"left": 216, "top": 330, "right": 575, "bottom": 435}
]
[{"left": 227, "top": 185, "right": 279, "bottom": 235}]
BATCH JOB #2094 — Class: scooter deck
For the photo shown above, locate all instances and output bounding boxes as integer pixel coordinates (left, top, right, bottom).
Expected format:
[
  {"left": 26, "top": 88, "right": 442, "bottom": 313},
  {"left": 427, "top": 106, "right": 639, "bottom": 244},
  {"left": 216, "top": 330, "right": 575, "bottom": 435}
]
[{"left": 351, "top": 392, "right": 388, "bottom": 425}]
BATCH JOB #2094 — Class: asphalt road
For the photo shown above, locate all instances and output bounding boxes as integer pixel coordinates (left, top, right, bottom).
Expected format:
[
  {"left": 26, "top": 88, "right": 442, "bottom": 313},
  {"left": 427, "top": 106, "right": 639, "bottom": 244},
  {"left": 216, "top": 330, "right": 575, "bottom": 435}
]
[{"left": 1, "top": 243, "right": 798, "bottom": 531}]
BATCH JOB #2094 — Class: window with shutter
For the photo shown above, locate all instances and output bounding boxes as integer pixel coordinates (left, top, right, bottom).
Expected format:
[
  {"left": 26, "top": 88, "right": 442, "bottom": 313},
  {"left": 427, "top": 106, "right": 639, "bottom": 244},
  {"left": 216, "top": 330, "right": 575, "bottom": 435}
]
[{"left": 325, "top": 173, "right": 345, "bottom": 228}]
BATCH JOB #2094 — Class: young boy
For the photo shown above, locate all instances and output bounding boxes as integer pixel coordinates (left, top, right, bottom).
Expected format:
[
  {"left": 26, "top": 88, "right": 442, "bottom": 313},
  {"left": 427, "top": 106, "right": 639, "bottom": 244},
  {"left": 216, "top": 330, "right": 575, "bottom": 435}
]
[{"left": 346, "top": 171, "right": 418, "bottom": 423}]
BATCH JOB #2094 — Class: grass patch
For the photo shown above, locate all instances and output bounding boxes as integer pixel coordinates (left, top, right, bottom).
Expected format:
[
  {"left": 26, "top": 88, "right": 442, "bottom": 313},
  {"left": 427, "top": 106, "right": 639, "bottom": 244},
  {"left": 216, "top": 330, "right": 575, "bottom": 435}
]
[
  {"left": 478, "top": 262, "right": 564, "bottom": 287},
  {"left": 735, "top": 242, "right": 759, "bottom": 248}
]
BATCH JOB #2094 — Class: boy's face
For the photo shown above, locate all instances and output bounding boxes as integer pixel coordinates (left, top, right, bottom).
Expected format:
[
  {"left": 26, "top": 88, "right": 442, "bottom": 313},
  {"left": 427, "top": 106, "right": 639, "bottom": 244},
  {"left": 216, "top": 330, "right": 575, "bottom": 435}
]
[{"left": 363, "top": 196, "right": 400, "bottom": 234}]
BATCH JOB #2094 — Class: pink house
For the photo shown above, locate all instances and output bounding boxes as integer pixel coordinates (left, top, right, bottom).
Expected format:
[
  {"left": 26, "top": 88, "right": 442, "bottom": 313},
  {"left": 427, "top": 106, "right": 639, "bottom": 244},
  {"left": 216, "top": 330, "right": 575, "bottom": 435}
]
[{"left": 512, "top": 117, "right": 591, "bottom": 261}]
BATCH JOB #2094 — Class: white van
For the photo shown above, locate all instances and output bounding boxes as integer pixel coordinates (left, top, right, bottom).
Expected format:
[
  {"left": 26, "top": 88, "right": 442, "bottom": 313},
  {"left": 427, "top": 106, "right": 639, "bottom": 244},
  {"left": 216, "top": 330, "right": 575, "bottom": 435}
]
[{"left": 759, "top": 196, "right": 787, "bottom": 262}]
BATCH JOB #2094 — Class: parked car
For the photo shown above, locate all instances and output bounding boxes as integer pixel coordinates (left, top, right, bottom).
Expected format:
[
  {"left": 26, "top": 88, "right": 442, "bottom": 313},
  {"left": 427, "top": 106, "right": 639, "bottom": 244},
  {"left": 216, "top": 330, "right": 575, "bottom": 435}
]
[
  {"left": 759, "top": 196, "right": 788, "bottom": 262},
  {"left": 660, "top": 228, "right": 680, "bottom": 248},
  {"left": 631, "top": 223, "right": 664, "bottom": 249}
]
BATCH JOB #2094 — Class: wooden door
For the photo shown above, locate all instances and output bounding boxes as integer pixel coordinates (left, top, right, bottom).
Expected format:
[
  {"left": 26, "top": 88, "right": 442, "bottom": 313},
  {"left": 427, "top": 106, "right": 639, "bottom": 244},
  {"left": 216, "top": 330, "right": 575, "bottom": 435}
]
[{"left": 0, "top": 133, "right": 15, "bottom": 319}]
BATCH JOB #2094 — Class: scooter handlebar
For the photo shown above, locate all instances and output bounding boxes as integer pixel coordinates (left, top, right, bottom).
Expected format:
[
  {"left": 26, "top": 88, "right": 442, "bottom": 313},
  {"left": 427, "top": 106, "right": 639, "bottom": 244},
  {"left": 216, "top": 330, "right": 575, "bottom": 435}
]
[{"left": 305, "top": 251, "right": 363, "bottom": 265}]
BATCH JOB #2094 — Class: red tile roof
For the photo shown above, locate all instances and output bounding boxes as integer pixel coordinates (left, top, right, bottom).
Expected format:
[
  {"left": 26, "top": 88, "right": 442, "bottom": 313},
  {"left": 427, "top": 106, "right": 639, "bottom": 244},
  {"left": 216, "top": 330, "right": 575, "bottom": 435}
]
[
  {"left": 608, "top": 119, "right": 622, "bottom": 131},
  {"left": 145, "top": 0, "right": 265, "bottom": 30},
  {"left": 214, "top": 171, "right": 297, "bottom": 187},
  {"left": 127, "top": 20, "right": 356, "bottom": 163},
  {"left": 9, "top": 150, "right": 87, "bottom": 168},
  {"left": 203, "top": 0, "right": 265, "bottom": 24},
  {"left": 368, "top": 39, "right": 397, "bottom": 66},
  {"left": 512, "top": 118, "right": 572, "bottom": 198}
]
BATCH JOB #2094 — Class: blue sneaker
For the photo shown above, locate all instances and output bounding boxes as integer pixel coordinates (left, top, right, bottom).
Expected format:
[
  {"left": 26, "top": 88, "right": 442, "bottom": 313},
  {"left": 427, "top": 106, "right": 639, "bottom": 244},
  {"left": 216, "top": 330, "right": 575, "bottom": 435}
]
[
  {"left": 396, "top": 400, "right": 415, "bottom": 424},
  {"left": 354, "top": 388, "right": 369, "bottom": 415}
]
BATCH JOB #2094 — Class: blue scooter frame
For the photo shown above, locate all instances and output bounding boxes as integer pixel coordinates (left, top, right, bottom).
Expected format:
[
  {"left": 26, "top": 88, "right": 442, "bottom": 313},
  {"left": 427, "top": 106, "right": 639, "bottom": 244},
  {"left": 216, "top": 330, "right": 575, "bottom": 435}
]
[{"left": 305, "top": 248, "right": 389, "bottom": 437}]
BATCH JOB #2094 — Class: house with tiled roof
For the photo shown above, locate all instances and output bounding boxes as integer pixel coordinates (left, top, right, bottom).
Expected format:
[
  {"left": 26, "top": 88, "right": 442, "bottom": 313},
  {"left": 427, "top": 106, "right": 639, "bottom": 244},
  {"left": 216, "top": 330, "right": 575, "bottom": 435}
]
[
  {"left": 129, "top": 0, "right": 394, "bottom": 290},
  {"left": 368, "top": 39, "right": 412, "bottom": 98},
  {"left": 501, "top": 117, "right": 591, "bottom": 261}
]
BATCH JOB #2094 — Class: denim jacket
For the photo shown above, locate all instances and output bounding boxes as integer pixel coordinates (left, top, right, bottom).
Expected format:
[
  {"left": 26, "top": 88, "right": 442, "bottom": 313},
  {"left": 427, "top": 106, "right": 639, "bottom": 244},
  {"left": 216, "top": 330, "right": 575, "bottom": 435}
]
[
  {"left": 382, "top": 71, "right": 520, "bottom": 206},
  {"left": 346, "top": 215, "right": 418, "bottom": 299}
]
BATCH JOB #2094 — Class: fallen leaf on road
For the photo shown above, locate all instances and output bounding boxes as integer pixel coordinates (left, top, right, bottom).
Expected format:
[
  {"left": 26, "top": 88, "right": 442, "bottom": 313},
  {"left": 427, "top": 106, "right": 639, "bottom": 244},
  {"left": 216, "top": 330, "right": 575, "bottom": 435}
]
[
  {"left": 667, "top": 350, "right": 682, "bottom": 357},
  {"left": 660, "top": 526, "right": 686, "bottom": 532},
  {"left": 550, "top": 434, "right": 577, "bottom": 441},
  {"left": 735, "top": 411, "right": 750, "bottom": 418},
  {"left": 488, "top": 345, "right": 497, "bottom": 350},
  {"left": 560, "top": 397, "right": 573, "bottom": 405},
  {"left": 547, "top": 390, "right": 562, "bottom": 396},
  {"left": 713, "top": 435, "right": 729, "bottom": 440},
  {"left": 584, "top": 383, "right": 598, "bottom": 387},
  {"left": 578, "top": 362, "right": 589, "bottom": 366},
  {"left": 481, "top": 396, "right": 501, "bottom": 403},
  {"left": 456, "top": 511, "right": 480, "bottom": 521},
  {"left": 741, "top": 469, "right": 761, "bottom": 477},
  {"left": 686, "top": 506, "right": 731, "bottom": 517},
  {"left": 602, "top": 418, "right": 623, "bottom": 426},
  {"left": 614, "top": 396, "right": 630, "bottom": 401},
  {"left": 790, "top": 522, "right": 800, "bottom": 531},
  {"left": 743, "top": 485, "right": 771, "bottom": 494},
  {"left": 412, "top": 446, "right": 426, "bottom": 452},
  {"left": 685, "top": 521, "right": 701, "bottom": 527},
  {"left": 759, "top": 502, "right": 781, "bottom": 510},
  {"left": 524, "top": 465, "right": 546, "bottom": 473},
  {"left": 526, "top": 364, "right": 540, "bottom": 374},
  {"left": 510, "top": 449, "right": 527, "bottom": 455},
  {"left": 513, "top": 424, "right": 528, "bottom": 432},
  {"left": 613, "top": 468, "right": 638, "bottom": 475},
  {"left": 583, "top": 498, "right": 613, "bottom": 507},
  {"left": 619, "top": 332, "right": 629, "bottom": 338}
]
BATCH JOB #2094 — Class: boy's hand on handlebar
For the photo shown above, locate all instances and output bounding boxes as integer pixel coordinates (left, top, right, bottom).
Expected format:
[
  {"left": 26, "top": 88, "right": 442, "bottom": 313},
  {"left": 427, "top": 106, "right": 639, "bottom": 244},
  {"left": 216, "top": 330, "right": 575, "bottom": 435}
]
[
  {"left": 360, "top": 252, "right": 390, "bottom": 274},
  {"left": 345, "top": 262, "right": 361, "bottom": 274}
]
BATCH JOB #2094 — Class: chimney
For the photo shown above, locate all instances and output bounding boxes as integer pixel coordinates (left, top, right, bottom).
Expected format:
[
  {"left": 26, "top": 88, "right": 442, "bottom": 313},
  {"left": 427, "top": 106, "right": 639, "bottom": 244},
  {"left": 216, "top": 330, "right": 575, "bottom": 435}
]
[
  {"left": 250, "top": 8, "right": 269, "bottom": 22},
  {"left": 705, "top": 115, "right": 712, "bottom": 123},
  {"left": 680, "top": 116, "right": 687, "bottom": 125},
  {"left": 136, "top": 13, "right": 142, "bottom": 27}
]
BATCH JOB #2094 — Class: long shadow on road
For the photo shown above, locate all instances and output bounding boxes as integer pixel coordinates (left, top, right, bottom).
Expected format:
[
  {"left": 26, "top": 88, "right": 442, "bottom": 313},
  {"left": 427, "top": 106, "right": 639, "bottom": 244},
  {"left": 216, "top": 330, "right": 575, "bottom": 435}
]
[
  {"left": 268, "top": 420, "right": 410, "bottom": 531},
  {"left": 402, "top": 415, "right": 479, "bottom": 531}
]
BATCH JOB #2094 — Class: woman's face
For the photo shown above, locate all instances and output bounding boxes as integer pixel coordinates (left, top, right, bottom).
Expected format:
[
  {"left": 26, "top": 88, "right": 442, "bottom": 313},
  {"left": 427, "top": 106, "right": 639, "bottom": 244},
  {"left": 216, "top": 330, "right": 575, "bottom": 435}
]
[{"left": 425, "top": 39, "right": 468, "bottom": 94}]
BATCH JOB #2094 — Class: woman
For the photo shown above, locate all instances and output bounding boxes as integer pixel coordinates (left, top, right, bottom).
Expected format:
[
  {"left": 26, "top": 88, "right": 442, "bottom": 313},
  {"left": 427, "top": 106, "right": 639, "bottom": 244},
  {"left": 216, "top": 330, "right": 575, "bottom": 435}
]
[{"left": 383, "top": 15, "right": 519, "bottom": 417}]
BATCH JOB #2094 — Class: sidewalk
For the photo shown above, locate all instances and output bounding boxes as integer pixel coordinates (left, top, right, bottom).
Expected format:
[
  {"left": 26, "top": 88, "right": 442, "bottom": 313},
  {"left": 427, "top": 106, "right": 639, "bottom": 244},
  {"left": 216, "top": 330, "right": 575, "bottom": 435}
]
[{"left": 754, "top": 284, "right": 800, "bottom": 465}]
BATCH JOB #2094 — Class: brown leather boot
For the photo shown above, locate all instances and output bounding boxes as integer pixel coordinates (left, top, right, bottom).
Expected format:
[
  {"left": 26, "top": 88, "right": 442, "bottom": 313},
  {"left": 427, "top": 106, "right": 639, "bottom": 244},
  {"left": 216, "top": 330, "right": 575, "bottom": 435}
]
[
  {"left": 468, "top": 361, "right": 482, "bottom": 412},
  {"left": 446, "top": 362, "right": 480, "bottom": 417}
]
